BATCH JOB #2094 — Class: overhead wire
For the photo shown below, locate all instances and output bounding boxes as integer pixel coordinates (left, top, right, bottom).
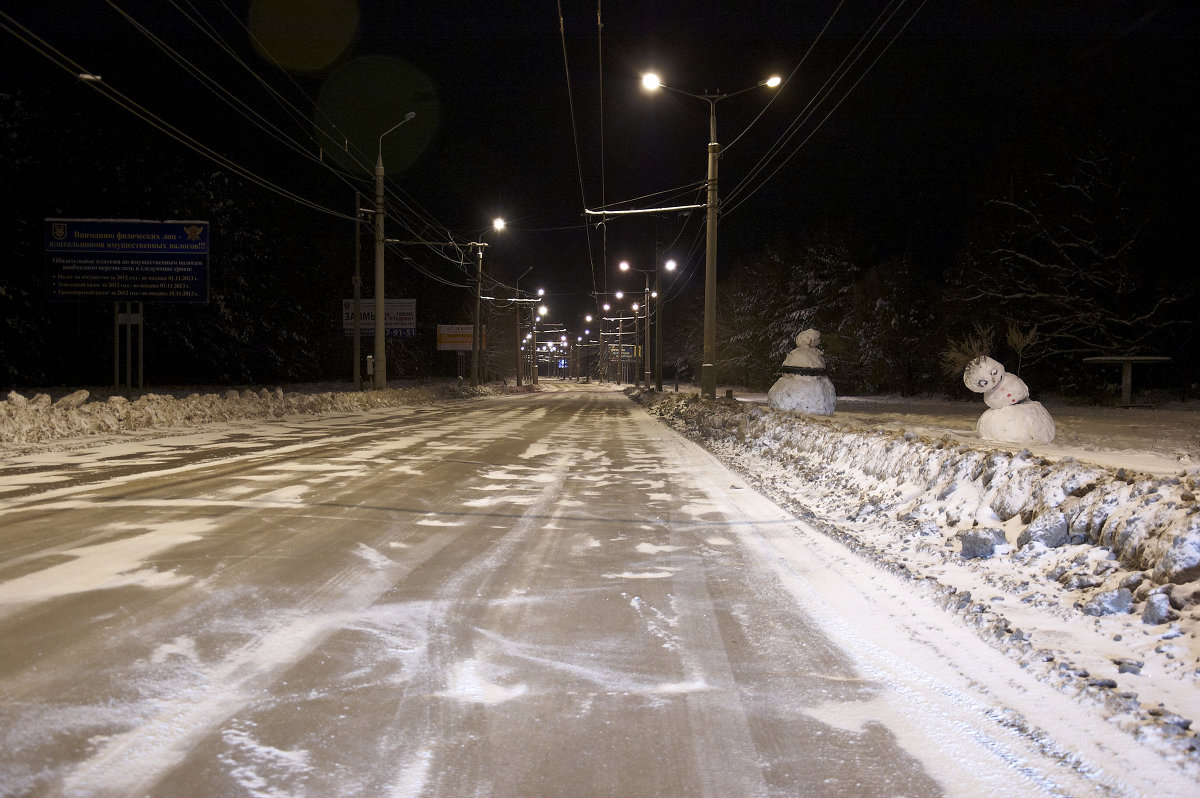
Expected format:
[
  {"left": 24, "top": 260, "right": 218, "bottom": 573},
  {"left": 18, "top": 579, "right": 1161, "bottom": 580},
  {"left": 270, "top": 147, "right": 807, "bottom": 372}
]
[
  {"left": 171, "top": 1, "right": 473, "bottom": 281},
  {"left": 7, "top": 5, "right": 491, "bottom": 295},
  {"left": 106, "top": 0, "right": 332, "bottom": 173},
  {"left": 722, "top": 0, "right": 848, "bottom": 155},
  {"left": 557, "top": 0, "right": 599, "bottom": 299},
  {"left": 0, "top": 11, "right": 351, "bottom": 221},
  {"left": 724, "top": 0, "right": 928, "bottom": 216},
  {"left": 202, "top": 1, "right": 462, "bottom": 251},
  {"left": 596, "top": 0, "right": 609, "bottom": 300}
]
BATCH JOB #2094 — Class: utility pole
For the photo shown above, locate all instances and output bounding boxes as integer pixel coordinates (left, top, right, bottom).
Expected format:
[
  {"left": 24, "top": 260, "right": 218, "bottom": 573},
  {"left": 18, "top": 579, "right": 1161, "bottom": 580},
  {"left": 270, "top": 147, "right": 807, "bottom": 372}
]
[
  {"left": 654, "top": 248, "right": 663, "bottom": 391},
  {"left": 373, "top": 152, "right": 386, "bottom": 389},
  {"left": 617, "top": 317, "right": 624, "bottom": 384},
  {"left": 471, "top": 246, "right": 483, "bottom": 387},
  {"left": 373, "top": 111, "right": 416, "bottom": 390},
  {"left": 702, "top": 101, "right": 719, "bottom": 400},
  {"left": 514, "top": 267, "right": 531, "bottom": 386},
  {"left": 643, "top": 274, "right": 651, "bottom": 388},
  {"left": 352, "top": 192, "right": 362, "bottom": 389}
]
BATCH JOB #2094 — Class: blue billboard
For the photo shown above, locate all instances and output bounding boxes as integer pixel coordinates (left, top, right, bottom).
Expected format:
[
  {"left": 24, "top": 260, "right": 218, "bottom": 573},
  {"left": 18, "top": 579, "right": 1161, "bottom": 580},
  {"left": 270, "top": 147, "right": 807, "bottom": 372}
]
[{"left": 45, "top": 218, "right": 210, "bottom": 303}]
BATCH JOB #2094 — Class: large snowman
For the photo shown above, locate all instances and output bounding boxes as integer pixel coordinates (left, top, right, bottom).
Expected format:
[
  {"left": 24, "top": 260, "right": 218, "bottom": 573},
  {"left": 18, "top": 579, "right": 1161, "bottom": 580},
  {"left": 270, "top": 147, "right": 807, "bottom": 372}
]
[
  {"left": 767, "top": 329, "right": 836, "bottom": 415},
  {"left": 963, "top": 355, "right": 1055, "bottom": 445}
]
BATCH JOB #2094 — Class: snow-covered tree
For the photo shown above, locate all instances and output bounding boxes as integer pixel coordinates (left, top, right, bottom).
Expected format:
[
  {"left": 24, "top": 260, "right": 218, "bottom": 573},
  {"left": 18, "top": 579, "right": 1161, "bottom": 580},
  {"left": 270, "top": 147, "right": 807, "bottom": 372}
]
[
  {"left": 948, "top": 144, "right": 1189, "bottom": 389},
  {"left": 717, "top": 235, "right": 859, "bottom": 390}
]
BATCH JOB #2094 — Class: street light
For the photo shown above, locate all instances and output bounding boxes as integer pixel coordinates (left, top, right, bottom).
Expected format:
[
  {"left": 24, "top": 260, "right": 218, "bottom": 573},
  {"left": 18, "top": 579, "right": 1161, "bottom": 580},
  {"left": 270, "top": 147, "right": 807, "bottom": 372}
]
[
  {"left": 619, "top": 258, "right": 675, "bottom": 389},
  {"left": 534, "top": 301, "right": 549, "bottom": 384},
  {"left": 514, "top": 266, "right": 532, "bottom": 386},
  {"left": 373, "top": 111, "right": 416, "bottom": 389},
  {"left": 657, "top": 259, "right": 677, "bottom": 391},
  {"left": 642, "top": 72, "right": 780, "bottom": 398},
  {"left": 469, "top": 217, "right": 505, "bottom": 388}
]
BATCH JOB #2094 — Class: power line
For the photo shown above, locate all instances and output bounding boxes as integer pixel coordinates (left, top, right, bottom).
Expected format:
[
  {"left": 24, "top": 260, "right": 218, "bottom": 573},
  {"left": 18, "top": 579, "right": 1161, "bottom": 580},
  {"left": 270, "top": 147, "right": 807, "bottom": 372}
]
[
  {"left": 1, "top": 10, "right": 350, "bottom": 221},
  {"left": 557, "top": 0, "right": 599, "bottom": 299},
  {"left": 725, "top": 0, "right": 928, "bottom": 216}
]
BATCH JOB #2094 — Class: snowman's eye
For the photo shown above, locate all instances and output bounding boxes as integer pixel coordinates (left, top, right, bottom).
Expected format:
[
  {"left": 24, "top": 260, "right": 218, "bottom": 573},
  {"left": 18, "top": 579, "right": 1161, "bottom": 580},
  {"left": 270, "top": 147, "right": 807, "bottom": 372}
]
[
  {"left": 990, "top": 369, "right": 998, "bottom": 376},
  {"left": 977, "top": 379, "right": 988, "bottom": 387}
]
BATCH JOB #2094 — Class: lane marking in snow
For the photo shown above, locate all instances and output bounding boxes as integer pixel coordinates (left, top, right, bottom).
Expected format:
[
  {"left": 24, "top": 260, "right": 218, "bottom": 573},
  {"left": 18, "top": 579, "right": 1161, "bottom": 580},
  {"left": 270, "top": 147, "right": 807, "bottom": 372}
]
[
  {"left": 601, "top": 569, "right": 677, "bottom": 580},
  {"left": 0, "top": 519, "right": 212, "bottom": 610}
]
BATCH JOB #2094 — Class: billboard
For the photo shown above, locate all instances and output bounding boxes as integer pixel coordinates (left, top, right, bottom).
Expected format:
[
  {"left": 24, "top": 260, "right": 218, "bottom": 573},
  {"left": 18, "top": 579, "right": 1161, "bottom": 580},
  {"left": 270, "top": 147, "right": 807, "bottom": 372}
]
[
  {"left": 437, "top": 324, "right": 485, "bottom": 351},
  {"left": 45, "top": 218, "right": 209, "bottom": 302},
  {"left": 342, "top": 298, "right": 416, "bottom": 337}
]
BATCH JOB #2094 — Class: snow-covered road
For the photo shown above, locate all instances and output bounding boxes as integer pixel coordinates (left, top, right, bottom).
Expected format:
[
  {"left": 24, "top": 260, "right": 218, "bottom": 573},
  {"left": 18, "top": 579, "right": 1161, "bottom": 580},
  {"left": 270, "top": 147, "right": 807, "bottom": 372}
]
[{"left": 0, "top": 385, "right": 1192, "bottom": 796}]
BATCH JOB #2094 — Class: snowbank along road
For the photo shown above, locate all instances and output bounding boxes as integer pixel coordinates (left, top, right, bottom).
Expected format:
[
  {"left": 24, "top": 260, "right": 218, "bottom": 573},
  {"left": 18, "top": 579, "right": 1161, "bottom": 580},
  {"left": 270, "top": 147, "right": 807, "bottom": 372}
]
[{"left": 0, "top": 383, "right": 1193, "bottom": 796}]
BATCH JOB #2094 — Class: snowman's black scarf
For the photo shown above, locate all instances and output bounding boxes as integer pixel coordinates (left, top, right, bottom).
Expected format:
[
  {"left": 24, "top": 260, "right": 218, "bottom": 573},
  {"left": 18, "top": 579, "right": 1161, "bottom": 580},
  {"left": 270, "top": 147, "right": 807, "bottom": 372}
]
[{"left": 779, "top": 366, "right": 826, "bottom": 376}]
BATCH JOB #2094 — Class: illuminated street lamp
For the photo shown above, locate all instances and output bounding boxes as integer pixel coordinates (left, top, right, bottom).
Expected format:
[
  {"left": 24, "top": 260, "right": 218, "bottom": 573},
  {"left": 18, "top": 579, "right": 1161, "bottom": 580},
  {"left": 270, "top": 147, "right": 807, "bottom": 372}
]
[
  {"left": 656, "top": 259, "right": 677, "bottom": 390},
  {"left": 619, "top": 258, "right": 676, "bottom": 389},
  {"left": 469, "top": 216, "right": 506, "bottom": 387},
  {"left": 642, "top": 72, "right": 780, "bottom": 398},
  {"left": 513, "top": 266, "right": 532, "bottom": 386}
]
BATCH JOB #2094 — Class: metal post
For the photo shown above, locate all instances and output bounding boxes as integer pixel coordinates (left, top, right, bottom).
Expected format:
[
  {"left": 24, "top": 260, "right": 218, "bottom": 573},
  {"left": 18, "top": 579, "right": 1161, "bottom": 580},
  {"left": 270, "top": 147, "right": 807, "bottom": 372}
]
[
  {"left": 643, "top": 275, "right": 651, "bottom": 388},
  {"left": 124, "top": 302, "right": 131, "bottom": 391},
  {"left": 617, "top": 317, "right": 624, "bottom": 384},
  {"left": 373, "top": 152, "right": 386, "bottom": 389},
  {"left": 701, "top": 99, "right": 719, "bottom": 400},
  {"left": 514, "top": 280, "right": 522, "bottom": 387},
  {"left": 654, "top": 261, "right": 663, "bottom": 391},
  {"left": 471, "top": 247, "right": 482, "bottom": 387},
  {"left": 353, "top": 192, "right": 362, "bottom": 389},
  {"left": 635, "top": 311, "right": 642, "bottom": 387},
  {"left": 137, "top": 302, "right": 144, "bottom": 393},
  {"left": 113, "top": 301, "right": 119, "bottom": 390}
]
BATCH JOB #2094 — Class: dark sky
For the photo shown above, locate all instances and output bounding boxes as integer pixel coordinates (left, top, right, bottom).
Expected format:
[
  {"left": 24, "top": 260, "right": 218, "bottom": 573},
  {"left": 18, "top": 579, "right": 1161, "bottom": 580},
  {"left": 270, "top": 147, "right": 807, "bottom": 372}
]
[{"left": 5, "top": 1, "right": 1198, "bottom": 330}]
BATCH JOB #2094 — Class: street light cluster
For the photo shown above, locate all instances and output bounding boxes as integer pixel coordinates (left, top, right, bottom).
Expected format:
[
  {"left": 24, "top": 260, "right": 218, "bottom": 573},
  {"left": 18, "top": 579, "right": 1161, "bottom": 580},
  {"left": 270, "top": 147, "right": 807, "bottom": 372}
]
[{"left": 361, "top": 65, "right": 778, "bottom": 396}]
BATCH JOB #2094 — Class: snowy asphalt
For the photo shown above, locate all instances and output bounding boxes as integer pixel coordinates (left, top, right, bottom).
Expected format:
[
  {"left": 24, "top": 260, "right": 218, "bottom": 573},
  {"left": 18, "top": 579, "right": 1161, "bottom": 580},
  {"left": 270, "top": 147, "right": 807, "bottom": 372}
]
[{"left": 0, "top": 384, "right": 1190, "bottom": 796}]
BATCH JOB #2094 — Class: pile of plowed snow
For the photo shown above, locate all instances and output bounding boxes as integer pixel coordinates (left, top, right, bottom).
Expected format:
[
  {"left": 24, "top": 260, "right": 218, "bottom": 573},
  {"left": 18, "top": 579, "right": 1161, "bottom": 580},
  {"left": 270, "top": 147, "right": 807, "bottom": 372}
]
[
  {"left": 634, "top": 388, "right": 1200, "bottom": 761},
  {"left": 0, "top": 383, "right": 533, "bottom": 447},
  {"left": 638, "top": 390, "right": 1200, "bottom": 588}
]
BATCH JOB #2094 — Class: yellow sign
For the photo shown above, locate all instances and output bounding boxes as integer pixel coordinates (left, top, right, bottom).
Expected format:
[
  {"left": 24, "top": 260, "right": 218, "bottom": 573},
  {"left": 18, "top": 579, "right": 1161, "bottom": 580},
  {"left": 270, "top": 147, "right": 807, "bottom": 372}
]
[{"left": 437, "top": 324, "right": 485, "bottom": 351}]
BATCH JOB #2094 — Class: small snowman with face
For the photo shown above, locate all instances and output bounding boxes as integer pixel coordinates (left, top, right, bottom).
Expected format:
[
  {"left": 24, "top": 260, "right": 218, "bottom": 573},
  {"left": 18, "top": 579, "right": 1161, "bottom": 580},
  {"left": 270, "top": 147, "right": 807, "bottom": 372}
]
[
  {"left": 963, "top": 355, "right": 1055, "bottom": 444},
  {"left": 965, "top": 356, "right": 1029, "bottom": 408}
]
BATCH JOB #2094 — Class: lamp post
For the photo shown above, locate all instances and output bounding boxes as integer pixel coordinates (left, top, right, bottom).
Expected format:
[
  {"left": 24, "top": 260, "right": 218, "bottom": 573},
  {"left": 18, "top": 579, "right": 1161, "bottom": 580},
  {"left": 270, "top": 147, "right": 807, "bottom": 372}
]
[
  {"left": 656, "top": 258, "right": 677, "bottom": 391},
  {"left": 513, "top": 267, "right": 532, "bottom": 386},
  {"left": 470, "top": 244, "right": 485, "bottom": 387},
  {"left": 602, "top": 308, "right": 639, "bottom": 385},
  {"left": 581, "top": 315, "right": 593, "bottom": 380},
  {"left": 373, "top": 111, "right": 416, "bottom": 389},
  {"left": 468, "top": 217, "right": 505, "bottom": 388},
  {"left": 642, "top": 73, "right": 779, "bottom": 398},
  {"left": 353, "top": 192, "right": 363, "bottom": 389},
  {"left": 620, "top": 259, "right": 675, "bottom": 389},
  {"left": 631, "top": 301, "right": 644, "bottom": 387},
  {"left": 535, "top": 301, "right": 548, "bottom": 384}
]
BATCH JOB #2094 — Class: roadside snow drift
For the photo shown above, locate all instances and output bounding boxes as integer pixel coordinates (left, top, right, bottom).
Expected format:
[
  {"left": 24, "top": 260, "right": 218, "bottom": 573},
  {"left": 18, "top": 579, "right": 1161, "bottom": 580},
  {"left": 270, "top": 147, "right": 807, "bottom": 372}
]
[
  {"left": 0, "top": 384, "right": 528, "bottom": 446},
  {"left": 633, "top": 389, "right": 1200, "bottom": 769},
  {"left": 636, "top": 391, "right": 1200, "bottom": 588}
]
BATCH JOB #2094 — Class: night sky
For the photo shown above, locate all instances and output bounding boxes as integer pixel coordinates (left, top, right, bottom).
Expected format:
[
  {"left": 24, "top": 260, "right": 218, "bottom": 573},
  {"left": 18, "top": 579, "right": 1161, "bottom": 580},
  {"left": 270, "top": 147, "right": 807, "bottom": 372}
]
[{"left": 5, "top": 1, "right": 1198, "bottom": 338}]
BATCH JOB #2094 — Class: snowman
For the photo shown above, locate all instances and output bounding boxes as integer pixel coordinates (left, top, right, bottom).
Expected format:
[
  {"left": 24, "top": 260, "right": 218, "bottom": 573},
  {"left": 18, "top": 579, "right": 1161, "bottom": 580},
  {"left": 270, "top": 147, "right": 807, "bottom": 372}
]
[
  {"left": 767, "top": 329, "right": 836, "bottom": 415},
  {"left": 963, "top": 355, "right": 1055, "bottom": 445}
]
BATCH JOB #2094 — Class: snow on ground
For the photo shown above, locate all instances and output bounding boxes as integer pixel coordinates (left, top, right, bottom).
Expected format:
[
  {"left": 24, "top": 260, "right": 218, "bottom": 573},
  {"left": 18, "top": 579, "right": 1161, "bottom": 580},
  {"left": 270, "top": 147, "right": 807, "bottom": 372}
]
[
  {"left": 2, "top": 380, "right": 1198, "bottom": 772},
  {"left": 0, "top": 382, "right": 533, "bottom": 450},
  {"left": 632, "top": 387, "right": 1200, "bottom": 772}
]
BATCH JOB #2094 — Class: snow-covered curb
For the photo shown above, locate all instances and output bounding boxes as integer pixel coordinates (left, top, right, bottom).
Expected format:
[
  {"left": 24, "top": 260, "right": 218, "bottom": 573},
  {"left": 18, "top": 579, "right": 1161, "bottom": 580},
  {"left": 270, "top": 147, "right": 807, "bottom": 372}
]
[
  {"left": 631, "top": 389, "right": 1200, "bottom": 767},
  {"left": 636, "top": 390, "right": 1200, "bottom": 587},
  {"left": 0, "top": 383, "right": 537, "bottom": 447}
]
